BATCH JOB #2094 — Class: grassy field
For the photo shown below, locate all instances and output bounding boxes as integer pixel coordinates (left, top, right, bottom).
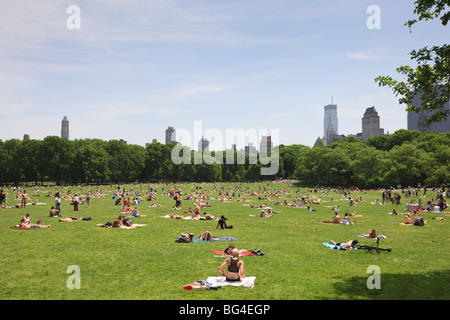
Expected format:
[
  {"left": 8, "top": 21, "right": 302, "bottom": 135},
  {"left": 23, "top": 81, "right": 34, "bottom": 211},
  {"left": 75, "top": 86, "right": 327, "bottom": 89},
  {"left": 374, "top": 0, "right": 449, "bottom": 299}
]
[{"left": 0, "top": 181, "right": 449, "bottom": 300}]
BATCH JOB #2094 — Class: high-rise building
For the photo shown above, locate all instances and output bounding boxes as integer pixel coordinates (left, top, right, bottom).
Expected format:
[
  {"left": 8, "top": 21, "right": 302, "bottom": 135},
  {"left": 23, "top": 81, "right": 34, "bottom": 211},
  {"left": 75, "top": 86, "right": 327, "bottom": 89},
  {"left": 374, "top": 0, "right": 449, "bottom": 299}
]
[
  {"left": 407, "top": 92, "right": 450, "bottom": 133},
  {"left": 61, "top": 116, "right": 69, "bottom": 140},
  {"left": 199, "top": 136, "right": 209, "bottom": 151},
  {"left": 260, "top": 136, "right": 272, "bottom": 153},
  {"left": 323, "top": 104, "right": 338, "bottom": 146},
  {"left": 165, "top": 126, "right": 176, "bottom": 144},
  {"left": 245, "top": 143, "right": 257, "bottom": 156},
  {"left": 362, "top": 107, "right": 381, "bottom": 142}
]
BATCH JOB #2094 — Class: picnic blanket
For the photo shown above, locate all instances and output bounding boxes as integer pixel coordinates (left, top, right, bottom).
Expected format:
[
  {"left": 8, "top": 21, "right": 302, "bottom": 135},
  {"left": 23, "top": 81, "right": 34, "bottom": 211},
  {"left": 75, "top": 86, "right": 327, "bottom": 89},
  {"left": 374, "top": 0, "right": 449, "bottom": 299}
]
[
  {"left": 322, "top": 242, "right": 357, "bottom": 250},
  {"left": 205, "top": 276, "right": 256, "bottom": 289}
]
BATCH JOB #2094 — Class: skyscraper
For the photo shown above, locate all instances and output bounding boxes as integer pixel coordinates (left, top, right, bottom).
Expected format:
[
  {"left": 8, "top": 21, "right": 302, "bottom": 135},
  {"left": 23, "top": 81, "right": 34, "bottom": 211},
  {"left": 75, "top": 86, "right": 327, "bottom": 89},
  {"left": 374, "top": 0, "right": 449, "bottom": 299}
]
[
  {"left": 407, "top": 92, "right": 450, "bottom": 133},
  {"left": 323, "top": 104, "right": 338, "bottom": 146},
  {"left": 165, "top": 126, "right": 176, "bottom": 144},
  {"left": 260, "top": 136, "right": 272, "bottom": 153},
  {"left": 199, "top": 136, "right": 209, "bottom": 151},
  {"left": 61, "top": 116, "right": 69, "bottom": 140},
  {"left": 362, "top": 107, "right": 380, "bottom": 142}
]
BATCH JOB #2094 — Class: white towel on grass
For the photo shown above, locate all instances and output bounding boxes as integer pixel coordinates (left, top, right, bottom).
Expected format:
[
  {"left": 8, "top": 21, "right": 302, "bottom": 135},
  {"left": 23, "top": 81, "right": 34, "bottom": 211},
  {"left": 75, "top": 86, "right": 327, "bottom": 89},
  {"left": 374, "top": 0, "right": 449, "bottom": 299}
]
[{"left": 206, "top": 276, "right": 255, "bottom": 289}]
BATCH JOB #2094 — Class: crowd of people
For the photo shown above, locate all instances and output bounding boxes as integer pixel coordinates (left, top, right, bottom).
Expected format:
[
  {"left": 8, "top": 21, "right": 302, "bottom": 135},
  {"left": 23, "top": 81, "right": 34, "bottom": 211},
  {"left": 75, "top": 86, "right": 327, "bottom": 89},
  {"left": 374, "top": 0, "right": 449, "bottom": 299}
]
[{"left": 2, "top": 182, "right": 449, "bottom": 284}]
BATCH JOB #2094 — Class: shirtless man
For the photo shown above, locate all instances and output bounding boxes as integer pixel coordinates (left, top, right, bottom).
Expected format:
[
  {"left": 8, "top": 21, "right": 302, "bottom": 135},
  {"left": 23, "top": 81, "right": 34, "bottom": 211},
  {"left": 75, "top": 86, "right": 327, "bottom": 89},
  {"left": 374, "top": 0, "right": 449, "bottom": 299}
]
[
  {"left": 330, "top": 239, "right": 358, "bottom": 250},
  {"left": 332, "top": 211, "right": 341, "bottom": 224}
]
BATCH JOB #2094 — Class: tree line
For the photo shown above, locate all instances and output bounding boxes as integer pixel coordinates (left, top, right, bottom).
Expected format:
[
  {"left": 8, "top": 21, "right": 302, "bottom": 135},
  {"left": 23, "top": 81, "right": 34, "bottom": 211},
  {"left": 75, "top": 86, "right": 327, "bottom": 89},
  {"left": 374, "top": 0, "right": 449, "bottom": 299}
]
[{"left": 0, "top": 129, "right": 449, "bottom": 188}]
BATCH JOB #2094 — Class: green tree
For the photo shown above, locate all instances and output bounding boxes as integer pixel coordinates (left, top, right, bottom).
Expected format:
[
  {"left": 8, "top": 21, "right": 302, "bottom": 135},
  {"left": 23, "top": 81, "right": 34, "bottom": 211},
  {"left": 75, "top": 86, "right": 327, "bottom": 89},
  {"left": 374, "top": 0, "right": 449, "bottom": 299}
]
[
  {"left": 375, "top": 0, "right": 450, "bottom": 124},
  {"left": 0, "top": 141, "right": 14, "bottom": 185},
  {"left": 279, "top": 144, "right": 309, "bottom": 179},
  {"left": 40, "top": 136, "right": 75, "bottom": 185}
]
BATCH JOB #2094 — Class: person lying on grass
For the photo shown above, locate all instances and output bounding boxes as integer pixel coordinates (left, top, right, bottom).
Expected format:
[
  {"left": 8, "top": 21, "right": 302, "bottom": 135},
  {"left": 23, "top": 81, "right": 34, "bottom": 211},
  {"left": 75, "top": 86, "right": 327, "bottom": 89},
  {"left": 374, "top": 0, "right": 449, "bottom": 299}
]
[
  {"left": 330, "top": 239, "right": 358, "bottom": 250},
  {"left": 10, "top": 219, "right": 52, "bottom": 229},
  {"left": 260, "top": 210, "right": 272, "bottom": 218},
  {"left": 96, "top": 216, "right": 135, "bottom": 228},
  {"left": 59, "top": 217, "right": 83, "bottom": 222},
  {"left": 202, "top": 212, "right": 215, "bottom": 220}
]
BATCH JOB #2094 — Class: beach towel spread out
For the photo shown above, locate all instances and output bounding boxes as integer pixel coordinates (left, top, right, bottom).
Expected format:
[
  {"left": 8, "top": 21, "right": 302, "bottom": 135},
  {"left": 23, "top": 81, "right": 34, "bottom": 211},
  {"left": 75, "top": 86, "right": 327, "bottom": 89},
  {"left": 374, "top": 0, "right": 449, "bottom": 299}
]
[{"left": 205, "top": 276, "right": 256, "bottom": 289}]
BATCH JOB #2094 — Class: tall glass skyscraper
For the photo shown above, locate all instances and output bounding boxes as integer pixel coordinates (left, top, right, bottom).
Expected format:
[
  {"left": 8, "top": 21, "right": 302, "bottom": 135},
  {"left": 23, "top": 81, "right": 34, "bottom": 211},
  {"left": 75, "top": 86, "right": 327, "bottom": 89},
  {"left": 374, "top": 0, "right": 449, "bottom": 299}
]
[{"left": 323, "top": 104, "right": 338, "bottom": 146}]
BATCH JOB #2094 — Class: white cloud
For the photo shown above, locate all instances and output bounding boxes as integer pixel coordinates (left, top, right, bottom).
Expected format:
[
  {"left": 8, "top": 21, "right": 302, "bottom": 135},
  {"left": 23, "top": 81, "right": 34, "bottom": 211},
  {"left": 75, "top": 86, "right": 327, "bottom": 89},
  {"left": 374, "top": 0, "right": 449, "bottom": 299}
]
[{"left": 345, "top": 51, "right": 405, "bottom": 61}]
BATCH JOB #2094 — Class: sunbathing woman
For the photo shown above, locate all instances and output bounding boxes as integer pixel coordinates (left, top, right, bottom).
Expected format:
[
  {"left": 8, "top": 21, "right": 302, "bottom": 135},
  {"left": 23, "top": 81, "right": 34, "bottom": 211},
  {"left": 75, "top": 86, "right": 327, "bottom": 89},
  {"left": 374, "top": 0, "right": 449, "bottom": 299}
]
[
  {"left": 362, "top": 229, "right": 377, "bottom": 238},
  {"left": 342, "top": 213, "right": 356, "bottom": 225},
  {"left": 218, "top": 248, "right": 245, "bottom": 281}
]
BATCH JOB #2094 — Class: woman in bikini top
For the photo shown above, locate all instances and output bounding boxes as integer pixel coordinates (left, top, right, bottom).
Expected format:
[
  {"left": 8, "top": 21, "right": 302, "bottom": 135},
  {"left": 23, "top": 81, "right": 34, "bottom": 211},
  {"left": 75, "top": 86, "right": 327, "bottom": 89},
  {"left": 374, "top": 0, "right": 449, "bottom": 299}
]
[{"left": 219, "top": 248, "right": 245, "bottom": 281}]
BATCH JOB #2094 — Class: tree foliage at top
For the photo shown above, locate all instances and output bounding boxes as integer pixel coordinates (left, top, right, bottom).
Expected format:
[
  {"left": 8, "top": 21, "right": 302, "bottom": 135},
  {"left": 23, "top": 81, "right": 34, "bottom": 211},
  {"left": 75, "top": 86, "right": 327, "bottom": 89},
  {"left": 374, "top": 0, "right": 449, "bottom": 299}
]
[{"left": 375, "top": 0, "right": 450, "bottom": 124}]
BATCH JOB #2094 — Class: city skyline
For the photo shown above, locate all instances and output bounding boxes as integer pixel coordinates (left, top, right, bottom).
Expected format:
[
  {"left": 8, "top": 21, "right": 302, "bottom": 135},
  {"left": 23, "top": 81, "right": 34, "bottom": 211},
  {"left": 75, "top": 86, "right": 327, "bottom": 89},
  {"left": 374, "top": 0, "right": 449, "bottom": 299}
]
[{"left": 1, "top": 1, "right": 448, "bottom": 147}]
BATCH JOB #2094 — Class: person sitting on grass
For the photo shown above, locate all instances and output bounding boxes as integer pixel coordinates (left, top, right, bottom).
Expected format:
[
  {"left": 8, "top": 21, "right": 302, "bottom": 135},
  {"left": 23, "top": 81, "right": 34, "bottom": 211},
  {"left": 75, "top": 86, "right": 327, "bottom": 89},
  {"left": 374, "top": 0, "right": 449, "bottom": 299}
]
[
  {"left": 49, "top": 207, "right": 60, "bottom": 217},
  {"left": 342, "top": 213, "right": 356, "bottom": 225},
  {"left": 404, "top": 214, "right": 414, "bottom": 224},
  {"left": 130, "top": 207, "right": 147, "bottom": 217},
  {"left": 362, "top": 229, "right": 377, "bottom": 238},
  {"left": 218, "top": 248, "right": 245, "bottom": 282},
  {"left": 414, "top": 217, "right": 427, "bottom": 226},
  {"left": 200, "top": 230, "right": 213, "bottom": 241},
  {"left": 332, "top": 211, "right": 341, "bottom": 224},
  {"left": 217, "top": 215, "right": 232, "bottom": 229}
]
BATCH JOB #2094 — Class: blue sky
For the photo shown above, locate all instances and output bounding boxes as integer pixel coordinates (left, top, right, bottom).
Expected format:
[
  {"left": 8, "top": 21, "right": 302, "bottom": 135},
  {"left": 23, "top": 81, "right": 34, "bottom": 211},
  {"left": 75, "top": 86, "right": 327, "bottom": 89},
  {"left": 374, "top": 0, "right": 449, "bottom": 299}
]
[{"left": 0, "top": 0, "right": 448, "bottom": 150}]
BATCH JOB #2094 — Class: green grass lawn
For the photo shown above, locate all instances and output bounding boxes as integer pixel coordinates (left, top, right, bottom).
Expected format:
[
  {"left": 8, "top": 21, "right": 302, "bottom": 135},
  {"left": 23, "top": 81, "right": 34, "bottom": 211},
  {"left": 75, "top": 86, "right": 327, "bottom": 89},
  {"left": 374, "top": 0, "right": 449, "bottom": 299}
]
[{"left": 0, "top": 182, "right": 449, "bottom": 300}]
